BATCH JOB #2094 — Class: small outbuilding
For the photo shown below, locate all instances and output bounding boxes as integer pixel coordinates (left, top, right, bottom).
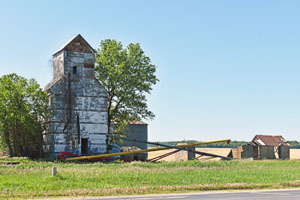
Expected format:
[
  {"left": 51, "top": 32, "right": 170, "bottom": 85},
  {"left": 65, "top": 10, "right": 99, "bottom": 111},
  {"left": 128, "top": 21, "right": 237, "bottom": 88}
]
[
  {"left": 251, "top": 135, "right": 290, "bottom": 160},
  {"left": 228, "top": 135, "right": 290, "bottom": 160},
  {"left": 115, "top": 121, "right": 148, "bottom": 161}
]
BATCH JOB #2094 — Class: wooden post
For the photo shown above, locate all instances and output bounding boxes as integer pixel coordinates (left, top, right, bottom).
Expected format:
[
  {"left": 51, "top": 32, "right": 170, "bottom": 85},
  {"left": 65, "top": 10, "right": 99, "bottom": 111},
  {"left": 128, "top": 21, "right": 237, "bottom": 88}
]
[{"left": 52, "top": 167, "right": 57, "bottom": 176}]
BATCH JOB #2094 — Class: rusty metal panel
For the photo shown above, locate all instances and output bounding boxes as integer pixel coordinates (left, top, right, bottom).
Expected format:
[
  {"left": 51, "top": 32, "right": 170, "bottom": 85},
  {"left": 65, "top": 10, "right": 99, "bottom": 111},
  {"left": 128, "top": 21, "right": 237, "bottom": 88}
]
[{"left": 252, "top": 135, "right": 289, "bottom": 147}]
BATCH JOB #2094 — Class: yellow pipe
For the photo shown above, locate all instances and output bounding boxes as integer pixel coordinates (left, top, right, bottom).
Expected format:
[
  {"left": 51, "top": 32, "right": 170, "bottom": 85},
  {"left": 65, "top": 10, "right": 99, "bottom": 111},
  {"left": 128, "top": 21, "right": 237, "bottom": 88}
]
[{"left": 66, "top": 139, "right": 230, "bottom": 161}]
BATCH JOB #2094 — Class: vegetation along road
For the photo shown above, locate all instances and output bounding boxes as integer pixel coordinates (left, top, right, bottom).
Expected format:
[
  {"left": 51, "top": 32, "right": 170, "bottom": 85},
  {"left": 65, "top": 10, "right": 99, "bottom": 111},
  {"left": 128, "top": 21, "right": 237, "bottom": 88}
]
[
  {"left": 2, "top": 158, "right": 300, "bottom": 199},
  {"left": 42, "top": 189, "right": 300, "bottom": 200}
]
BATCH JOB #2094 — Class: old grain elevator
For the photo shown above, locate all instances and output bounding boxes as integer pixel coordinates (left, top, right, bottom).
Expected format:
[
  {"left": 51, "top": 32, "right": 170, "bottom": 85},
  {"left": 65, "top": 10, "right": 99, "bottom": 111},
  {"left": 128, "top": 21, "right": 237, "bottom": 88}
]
[{"left": 44, "top": 34, "right": 107, "bottom": 157}]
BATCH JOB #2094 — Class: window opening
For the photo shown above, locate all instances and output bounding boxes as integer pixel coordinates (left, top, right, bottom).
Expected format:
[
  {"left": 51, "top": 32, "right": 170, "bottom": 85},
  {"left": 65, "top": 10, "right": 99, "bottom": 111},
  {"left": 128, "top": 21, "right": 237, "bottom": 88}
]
[
  {"left": 81, "top": 138, "right": 88, "bottom": 155},
  {"left": 73, "top": 66, "right": 77, "bottom": 75}
]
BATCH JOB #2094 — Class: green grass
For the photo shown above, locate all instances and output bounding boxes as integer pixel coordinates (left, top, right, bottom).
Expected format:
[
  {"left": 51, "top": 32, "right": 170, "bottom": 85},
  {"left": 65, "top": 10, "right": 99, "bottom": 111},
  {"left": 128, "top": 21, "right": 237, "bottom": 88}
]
[{"left": 1, "top": 158, "right": 300, "bottom": 199}]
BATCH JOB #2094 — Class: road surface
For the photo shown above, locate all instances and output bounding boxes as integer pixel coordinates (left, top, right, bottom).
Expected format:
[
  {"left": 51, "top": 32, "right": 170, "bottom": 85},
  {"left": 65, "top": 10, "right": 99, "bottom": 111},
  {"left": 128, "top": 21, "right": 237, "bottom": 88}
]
[{"left": 42, "top": 189, "right": 300, "bottom": 200}]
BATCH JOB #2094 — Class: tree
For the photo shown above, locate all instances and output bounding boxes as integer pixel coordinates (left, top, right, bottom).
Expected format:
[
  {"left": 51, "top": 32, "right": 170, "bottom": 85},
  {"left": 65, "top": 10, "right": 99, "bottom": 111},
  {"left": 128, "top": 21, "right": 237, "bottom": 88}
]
[
  {"left": 0, "top": 73, "right": 50, "bottom": 157},
  {"left": 95, "top": 39, "right": 158, "bottom": 149}
]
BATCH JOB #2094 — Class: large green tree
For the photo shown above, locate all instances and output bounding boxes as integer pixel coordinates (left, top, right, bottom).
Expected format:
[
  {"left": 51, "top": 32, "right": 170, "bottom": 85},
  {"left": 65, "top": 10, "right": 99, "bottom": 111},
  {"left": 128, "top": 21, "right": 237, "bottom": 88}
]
[
  {"left": 95, "top": 39, "right": 158, "bottom": 147},
  {"left": 0, "top": 73, "right": 50, "bottom": 157}
]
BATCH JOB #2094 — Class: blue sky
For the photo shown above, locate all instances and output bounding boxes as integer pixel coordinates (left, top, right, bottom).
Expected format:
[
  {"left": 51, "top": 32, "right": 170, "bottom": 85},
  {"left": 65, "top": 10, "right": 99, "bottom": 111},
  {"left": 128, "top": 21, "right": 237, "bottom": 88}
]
[{"left": 1, "top": 0, "right": 300, "bottom": 142}]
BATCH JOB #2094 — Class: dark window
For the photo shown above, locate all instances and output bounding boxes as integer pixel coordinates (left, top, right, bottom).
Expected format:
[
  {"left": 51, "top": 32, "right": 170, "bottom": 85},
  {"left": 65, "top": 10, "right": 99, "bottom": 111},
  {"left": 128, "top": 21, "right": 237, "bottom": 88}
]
[
  {"left": 73, "top": 66, "right": 77, "bottom": 75},
  {"left": 81, "top": 138, "right": 88, "bottom": 155}
]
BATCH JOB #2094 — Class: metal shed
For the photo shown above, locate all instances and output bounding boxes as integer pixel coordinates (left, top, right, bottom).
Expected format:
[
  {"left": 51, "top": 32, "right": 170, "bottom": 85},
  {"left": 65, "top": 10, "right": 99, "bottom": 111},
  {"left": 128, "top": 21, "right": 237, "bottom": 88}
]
[
  {"left": 251, "top": 135, "right": 290, "bottom": 160},
  {"left": 228, "top": 135, "right": 290, "bottom": 160},
  {"left": 115, "top": 121, "right": 148, "bottom": 161}
]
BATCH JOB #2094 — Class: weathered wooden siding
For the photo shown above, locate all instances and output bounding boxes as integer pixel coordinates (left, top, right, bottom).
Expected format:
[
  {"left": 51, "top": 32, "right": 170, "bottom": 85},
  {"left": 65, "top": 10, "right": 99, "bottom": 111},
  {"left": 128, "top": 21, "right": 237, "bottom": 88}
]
[
  {"left": 45, "top": 35, "right": 108, "bottom": 157},
  {"left": 52, "top": 52, "right": 64, "bottom": 80}
]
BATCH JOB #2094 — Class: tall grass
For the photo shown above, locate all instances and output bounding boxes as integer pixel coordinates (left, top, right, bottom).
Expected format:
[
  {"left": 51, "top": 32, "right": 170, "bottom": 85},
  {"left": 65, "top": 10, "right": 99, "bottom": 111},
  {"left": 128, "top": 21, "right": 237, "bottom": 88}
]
[{"left": 1, "top": 159, "right": 300, "bottom": 199}]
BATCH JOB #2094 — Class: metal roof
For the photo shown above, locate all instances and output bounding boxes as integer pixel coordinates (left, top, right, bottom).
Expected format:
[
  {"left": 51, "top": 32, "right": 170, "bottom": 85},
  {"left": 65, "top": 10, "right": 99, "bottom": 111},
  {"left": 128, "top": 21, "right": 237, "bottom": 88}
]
[
  {"left": 53, "top": 34, "right": 95, "bottom": 56},
  {"left": 252, "top": 135, "right": 289, "bottom": 146}
]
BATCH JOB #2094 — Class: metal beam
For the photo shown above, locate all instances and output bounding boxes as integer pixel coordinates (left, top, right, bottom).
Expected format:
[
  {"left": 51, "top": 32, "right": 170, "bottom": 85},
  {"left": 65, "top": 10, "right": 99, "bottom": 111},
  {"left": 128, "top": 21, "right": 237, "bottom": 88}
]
[
  {"left": 108, "top": 134, "right": 232, "bottom": 160},
  {"left": 66, "top": 138, "right": 231, "bottom": 161}
]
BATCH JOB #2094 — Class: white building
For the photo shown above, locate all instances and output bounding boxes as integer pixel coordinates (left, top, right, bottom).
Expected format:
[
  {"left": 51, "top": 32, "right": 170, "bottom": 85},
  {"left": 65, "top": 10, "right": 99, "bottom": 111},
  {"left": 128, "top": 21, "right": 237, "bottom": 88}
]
[{"left": 44, "top": 34, "right": 107, "bottom": 157}]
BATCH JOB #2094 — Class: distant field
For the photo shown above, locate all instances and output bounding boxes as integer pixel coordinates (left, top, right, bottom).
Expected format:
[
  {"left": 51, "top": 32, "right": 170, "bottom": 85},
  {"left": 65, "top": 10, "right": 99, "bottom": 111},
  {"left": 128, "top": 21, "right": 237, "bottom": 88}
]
[
  {"left": 290, "top": 149, "right": 300, "bottom": 159},
  {"left": 148, "top": 148, "right": 231, "bottom": 161},
  {"left": 148, "top": 148, "right": 300, "bottom": 161},
  {"left": 2, "top": 158, "right": 300, "bottom": 199}
]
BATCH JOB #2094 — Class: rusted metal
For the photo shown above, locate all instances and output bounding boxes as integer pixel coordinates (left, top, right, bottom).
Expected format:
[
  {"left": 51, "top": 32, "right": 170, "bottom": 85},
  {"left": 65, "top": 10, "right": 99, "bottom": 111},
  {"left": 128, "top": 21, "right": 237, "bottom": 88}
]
[
  {"left": 66, "top": 139, "right": 232, "bottom": 161},
  {"left": 53, "top": 34, "right": 96, "bottom": 56},
  {"left": 108, "top": 134, "right": 232, "bottom": 160},
  {"left": 252, "top": 135, "right": 289, "bottom": 146}
]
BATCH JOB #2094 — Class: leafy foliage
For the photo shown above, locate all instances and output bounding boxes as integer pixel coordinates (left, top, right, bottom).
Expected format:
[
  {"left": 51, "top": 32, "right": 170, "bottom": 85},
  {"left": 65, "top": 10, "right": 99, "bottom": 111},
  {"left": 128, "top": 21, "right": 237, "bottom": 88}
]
[
  {"left": 0, "top": 73, "right": 50, "bottom": 157},
  {"left": 287, "top": 141, "right": 300, "bottom": 149},
  {"left": 95, "top": 39, "right": 158, "bottom": 140}
]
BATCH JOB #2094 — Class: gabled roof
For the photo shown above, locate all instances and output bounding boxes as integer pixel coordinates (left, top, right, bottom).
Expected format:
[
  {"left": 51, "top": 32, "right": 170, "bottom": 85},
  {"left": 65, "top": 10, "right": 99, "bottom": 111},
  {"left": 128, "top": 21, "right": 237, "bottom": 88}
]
[
  {"left": 252, "top": 135, "right": 289, "bottom": 147},
  {"left": 53, "top": 34, "right": 95, "bottom": 56},
  {"left": 44, "top": 76, "right": 64, "bottom": 92}
]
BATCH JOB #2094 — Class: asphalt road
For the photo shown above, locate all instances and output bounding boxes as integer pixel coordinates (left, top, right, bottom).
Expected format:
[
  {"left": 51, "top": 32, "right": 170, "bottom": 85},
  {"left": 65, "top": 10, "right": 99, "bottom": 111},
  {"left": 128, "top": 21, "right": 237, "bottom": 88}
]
[{"left": 44, "top": 189, "right": 300, "bottom": 200}]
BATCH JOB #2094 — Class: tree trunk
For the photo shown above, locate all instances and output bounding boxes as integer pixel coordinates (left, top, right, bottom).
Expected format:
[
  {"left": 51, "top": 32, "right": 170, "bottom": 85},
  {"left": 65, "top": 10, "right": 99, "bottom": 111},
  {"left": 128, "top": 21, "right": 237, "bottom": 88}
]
[
  {"left": 4, "top": 125, "right": 12, "bottom": 157},
  {"left": 2, "top": 111, "right": 13, "bottom": 156}
]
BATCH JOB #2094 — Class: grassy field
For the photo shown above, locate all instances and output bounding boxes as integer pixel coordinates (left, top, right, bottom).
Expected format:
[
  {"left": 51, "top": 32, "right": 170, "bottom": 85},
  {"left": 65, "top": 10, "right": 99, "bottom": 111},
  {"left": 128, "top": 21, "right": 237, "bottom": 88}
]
[{"left": 2, "top": 158, "right": 300, "bottom": 199}]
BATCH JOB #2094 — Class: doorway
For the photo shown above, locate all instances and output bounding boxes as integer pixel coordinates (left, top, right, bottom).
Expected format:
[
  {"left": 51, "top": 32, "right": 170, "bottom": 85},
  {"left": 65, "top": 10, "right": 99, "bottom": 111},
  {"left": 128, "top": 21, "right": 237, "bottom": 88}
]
[{"left": 81, "top": 138, "right": 88, "bottom": 155}]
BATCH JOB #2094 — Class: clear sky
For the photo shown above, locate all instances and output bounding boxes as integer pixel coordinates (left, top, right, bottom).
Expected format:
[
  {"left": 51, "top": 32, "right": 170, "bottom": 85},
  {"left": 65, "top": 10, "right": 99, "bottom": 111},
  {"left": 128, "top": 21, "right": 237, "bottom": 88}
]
[{"left": 1, "top": 0, "right": 300, "bottom": 142}]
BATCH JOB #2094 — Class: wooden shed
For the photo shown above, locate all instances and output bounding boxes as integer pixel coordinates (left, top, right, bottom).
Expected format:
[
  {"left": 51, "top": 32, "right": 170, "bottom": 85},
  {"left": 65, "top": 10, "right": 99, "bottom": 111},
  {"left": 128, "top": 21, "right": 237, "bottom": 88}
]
[
  {"left": 251, "top": 135, "right": 290, "bottom": 160},
  {"left": 228, "top": 135, "right": 290, "bottom": 160}
]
